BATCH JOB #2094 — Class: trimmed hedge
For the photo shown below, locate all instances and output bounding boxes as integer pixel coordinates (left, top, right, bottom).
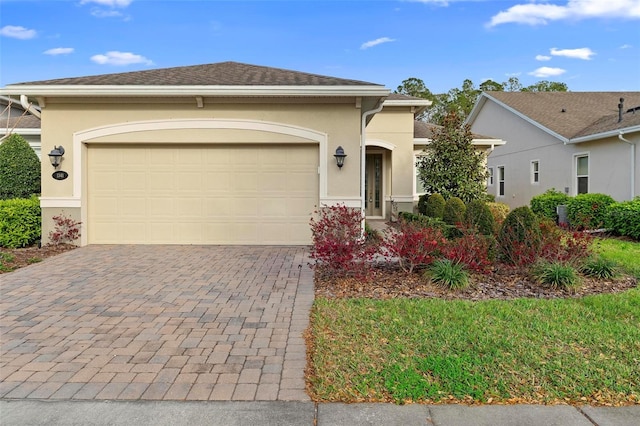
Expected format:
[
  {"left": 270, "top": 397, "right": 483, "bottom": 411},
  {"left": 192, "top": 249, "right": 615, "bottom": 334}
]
[
  {"left": 0, "top": 196, "right": 41, "bottom": 248},
  {"left": 424, "top": 193, "right": 446, "bottom": 219},
  {"left": 0, "top": 134, "right": 41, "bottom": 200},
  {"left": 566, "top": 193, "right": 615, "bottom": 230},
  {"left": 443, "top": 197, "right": 466, "bottom": 226},
  {"left": 397, "top": 212, "right": 459, "bottom": 239},
  {"left": 530, "top": 188, "right": 571, "bottom": 222},
  {"left": 486, "top": 202, "right": 510, "bottom": 227},
  {"left": 464, "top": 200, "right": 495, "bottom": 235},
  {"left": 607, "top": 198, "right": 640, "bottom": 240},
  {"left": 497, "top": 206, "right": 541, "bottom": 265}
]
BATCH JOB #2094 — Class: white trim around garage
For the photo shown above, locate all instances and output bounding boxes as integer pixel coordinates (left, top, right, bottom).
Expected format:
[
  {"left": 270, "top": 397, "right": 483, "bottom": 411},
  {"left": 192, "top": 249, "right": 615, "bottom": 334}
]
[{"left": 69, "top": 118, "right": 329, "bottom": 246}]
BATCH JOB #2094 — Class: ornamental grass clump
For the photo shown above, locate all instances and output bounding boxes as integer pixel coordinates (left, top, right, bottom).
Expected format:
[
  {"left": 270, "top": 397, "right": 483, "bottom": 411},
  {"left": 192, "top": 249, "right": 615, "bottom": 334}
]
[
  {"left": 580, "top": 256, "right": 618, "bottom": 280},
  {"left": 426, "top": 259, "right": 469, "bottom": 290},
  {"left": 533, "top": 261, "right": 580, "bottom": 290}
]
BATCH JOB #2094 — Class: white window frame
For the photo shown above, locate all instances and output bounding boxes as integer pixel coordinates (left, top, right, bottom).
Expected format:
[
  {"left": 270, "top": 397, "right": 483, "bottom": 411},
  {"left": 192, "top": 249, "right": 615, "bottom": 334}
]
[
  {"left": 574, "top": 152, "right": 589, "bottom": 195},
  {"left": 413, "top": 150, "right": 427, "bottom": 200},
  {"left": 530, "top": 160, "right": 540, "bottom": 185},
  {"left": 487, "top": 167, "right": 494, "bottom": 186},
  {"left": 497, "top": 165, "right": 505, "bottom": 197}
]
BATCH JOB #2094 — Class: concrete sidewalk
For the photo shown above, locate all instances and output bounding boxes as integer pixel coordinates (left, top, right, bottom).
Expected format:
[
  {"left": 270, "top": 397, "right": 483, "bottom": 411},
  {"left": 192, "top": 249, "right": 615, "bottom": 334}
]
[{"left": 1, "top": 400, "right": 638, "bottom": 425}]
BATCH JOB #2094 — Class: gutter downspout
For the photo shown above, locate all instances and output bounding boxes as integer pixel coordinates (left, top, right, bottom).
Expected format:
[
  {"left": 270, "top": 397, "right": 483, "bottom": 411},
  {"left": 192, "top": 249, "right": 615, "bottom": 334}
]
[
  {"left": 361, "top": 100, "right": 385, "bottom": 237},
  {"left": 619, "top": 132, "right": 636, "bottom": 199},
  {"left": 20, "top": 95, "right": 41, "bottom": 119}
]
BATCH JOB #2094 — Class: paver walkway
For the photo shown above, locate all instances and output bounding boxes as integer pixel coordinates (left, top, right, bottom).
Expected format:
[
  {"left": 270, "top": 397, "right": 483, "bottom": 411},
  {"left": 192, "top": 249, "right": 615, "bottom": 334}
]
[{"left": 0, "top": 245, "right": 314, "bottom": 401}]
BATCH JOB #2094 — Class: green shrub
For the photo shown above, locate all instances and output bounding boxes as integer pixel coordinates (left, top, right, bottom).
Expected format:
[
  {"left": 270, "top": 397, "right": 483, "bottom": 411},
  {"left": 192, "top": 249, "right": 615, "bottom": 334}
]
[
  {"left": 426, "top": 259, "right": 469, "bottom": 289},
  {"left": 417, "top": 194, "right": 428, "bottom": 215},
  {"left": 464, "top": 200, "right": 495, "bottom": 235},
  {"left": 580, "top": 256, "right": 618, "bottom": 280},
  {"left": 497, "top": 206, "right": 541, "bottom": 265},
  {"left": 607, "top": 198, "right": 640, "bottom": 240},
  {"left": 397, "top": 212, "right": 460, "bottom": 239},
  {"left": 566, "top": 193, "right": 615, "bottom": 230},
  {"left": 530, "top": 188, "right": 571, "bottom": 222},
  {"left": 443, "top": 197, "right": 466, "bottom": 226},
  {"left": 0, "top": 196, "right": 41, "bottom": 248},
  {"left": 424, "top": 193, "right": 446, "bottom": 219},
  {"left": 0, "top": 134, "right": 41, "bottom": 200},
  {"left": 486, "top": 202, "right": 510, "bottom": 227},
  {"left": 533, "top": 261, "right": 580, "bottom": 289}
]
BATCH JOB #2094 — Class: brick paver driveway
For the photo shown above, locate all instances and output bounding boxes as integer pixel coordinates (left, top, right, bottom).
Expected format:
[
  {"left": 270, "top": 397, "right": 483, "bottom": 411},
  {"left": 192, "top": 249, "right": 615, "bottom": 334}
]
[{"left": 0, "top": 246, "right": 313, "bottom": 401}]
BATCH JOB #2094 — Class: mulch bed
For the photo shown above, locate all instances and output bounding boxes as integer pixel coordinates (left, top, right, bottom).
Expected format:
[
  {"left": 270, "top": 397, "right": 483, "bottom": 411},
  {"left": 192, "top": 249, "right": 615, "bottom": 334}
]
[
  {"left": 0, "top": 244, "right": 77, "bottom": 273},
  {"left": 315, "top": 263, "right": 638, "bottom": 301}
]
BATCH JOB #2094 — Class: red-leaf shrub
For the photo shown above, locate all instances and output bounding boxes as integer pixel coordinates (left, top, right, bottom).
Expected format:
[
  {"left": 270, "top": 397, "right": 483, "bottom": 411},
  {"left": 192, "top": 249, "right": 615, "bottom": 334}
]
[
  {"left": 538, "top": 220, "right": 592, "bottom": 265},
  {"left": 382, "top": 220, "right": 446, "bottom": 273},
  {"left": 309, "top": 204, "right": 378, "bottom": 278},
  {"left": 49, "top": 214, "right": 81, "bottom": 245},
  {"left": 443, "top": 231, "right": 495, "bottom": 273}
]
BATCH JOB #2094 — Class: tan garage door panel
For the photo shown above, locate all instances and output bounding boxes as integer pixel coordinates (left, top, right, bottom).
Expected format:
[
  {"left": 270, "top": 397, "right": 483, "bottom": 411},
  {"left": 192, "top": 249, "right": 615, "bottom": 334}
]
[{"left": 88, "top": 144, "right": 318, "bottom": 244}]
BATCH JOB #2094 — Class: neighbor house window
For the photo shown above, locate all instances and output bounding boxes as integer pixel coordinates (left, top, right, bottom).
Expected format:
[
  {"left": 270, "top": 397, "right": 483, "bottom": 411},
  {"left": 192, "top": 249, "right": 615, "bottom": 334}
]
[
  {"left": 497, "top": 166, "right": 505, "bottom": 197},
  {"left": 576, "top": 154, "right": 589, "bottom": 194},
  {"left": 531, "top": 160, "right": 539, "bottom": 184},
  {"left": 488, "top": 167, "right": 494, "bottom": 186}
]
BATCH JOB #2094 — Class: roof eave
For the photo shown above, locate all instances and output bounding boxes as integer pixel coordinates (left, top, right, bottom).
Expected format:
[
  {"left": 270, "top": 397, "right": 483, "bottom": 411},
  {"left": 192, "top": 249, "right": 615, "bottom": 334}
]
[
  {"left": 413, "top": 137, "right": 505, "bottom": 146},
  {"left": 568, "top": 125, "right": 640, "bottom": 144},
  {"left": 1, "top": 128, "right": 41, "bottom": 135},
  {"left": 0, "top": 85, "right": 390, "bottom": 98}
]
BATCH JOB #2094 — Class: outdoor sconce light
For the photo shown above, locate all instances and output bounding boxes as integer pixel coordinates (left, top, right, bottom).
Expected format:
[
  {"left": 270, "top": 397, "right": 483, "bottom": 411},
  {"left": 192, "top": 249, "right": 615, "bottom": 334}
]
[
  {"left": 334, "top": 146, "right": 347, "bottom": 169},
  {"left": 48, "top": 145, "right": 65, "bottom": 169}
]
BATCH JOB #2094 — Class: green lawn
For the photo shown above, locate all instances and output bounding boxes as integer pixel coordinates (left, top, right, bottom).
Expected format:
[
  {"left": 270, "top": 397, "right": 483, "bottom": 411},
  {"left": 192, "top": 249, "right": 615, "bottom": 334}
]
[
  {"left": 593, "top": 238, "right": 640, "bottom": 278},
  {"left": 308, "top": 289, "right": 640, "bottom": 405}
]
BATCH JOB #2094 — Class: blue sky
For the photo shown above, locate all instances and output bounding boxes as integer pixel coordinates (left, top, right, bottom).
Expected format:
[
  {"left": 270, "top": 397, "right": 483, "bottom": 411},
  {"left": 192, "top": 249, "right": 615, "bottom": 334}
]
[{"left": 1, "top": 0, "right": 639, "bottom": 93}]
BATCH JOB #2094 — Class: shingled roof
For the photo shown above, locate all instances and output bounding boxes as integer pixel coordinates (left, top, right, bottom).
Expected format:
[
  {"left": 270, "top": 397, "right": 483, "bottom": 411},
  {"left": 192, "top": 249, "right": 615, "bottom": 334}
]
[
  {"left": 479, "top": 91, "right": 640, "bottom": 141},
  {"left": 414, "top": 120, "right": 497, "bottom": 141},
  {"left": 9, "top": 61, "right": 382, "bottom": 87}
]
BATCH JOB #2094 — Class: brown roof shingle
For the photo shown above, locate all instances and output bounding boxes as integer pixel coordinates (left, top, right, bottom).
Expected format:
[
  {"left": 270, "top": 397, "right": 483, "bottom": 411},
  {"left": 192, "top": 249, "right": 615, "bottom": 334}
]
[
  {"left": 414, "top": 120, "right": 497, "bottom": 140},
  {"left": 11, "top": 61, "right": 383, "bottom": 87},
  {"left": 485, "top": 91, "right": 640, "bottom": 139}
]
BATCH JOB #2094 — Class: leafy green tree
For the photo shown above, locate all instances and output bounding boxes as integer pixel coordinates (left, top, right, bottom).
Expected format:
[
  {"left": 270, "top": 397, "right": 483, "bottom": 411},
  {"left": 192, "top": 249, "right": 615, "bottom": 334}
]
[
  {"left": 0, "top": 134, "right": 41, "bottom": 200},
  {"left": 522, "top": 80, "right": 569, "bottom": 92},
  {"left": 394, "top": 76, "right": 568, "bottom": 124},
  {"left": 417, "top": 111, "right": 488, "bottom": 203}
]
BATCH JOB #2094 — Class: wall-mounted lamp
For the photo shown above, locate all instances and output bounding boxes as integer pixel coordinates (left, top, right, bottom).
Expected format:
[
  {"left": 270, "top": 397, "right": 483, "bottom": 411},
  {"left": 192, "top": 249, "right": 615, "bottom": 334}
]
[
  {"left": 334, "top": 146, "right": 347, "bottom": 169},
  {"left": 48, "top": 145, "right": 65, "bottom": 169}
]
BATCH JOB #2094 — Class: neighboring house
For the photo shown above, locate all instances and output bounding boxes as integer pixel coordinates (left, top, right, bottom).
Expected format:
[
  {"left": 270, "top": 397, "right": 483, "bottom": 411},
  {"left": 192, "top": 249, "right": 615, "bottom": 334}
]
[
  {"left": 1, "top": 96, "right": 42, "bottom": 158},
  {"left": 468, "top": 92, "right": 640, "bottom": 209}
]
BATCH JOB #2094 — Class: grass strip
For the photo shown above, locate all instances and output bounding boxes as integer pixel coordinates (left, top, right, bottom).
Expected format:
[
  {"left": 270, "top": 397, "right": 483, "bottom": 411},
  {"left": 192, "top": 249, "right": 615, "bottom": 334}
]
[
  {"left": 308, "top": 289, "right": 640, "bottom": 405},
  {"left": 593, "top": 238, "right": 640, "bottom": 278}
]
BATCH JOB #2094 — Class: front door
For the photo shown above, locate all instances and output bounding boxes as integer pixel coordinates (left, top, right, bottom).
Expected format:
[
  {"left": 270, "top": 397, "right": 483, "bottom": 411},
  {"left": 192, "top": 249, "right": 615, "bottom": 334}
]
[{"left": 365, "top": 153, "right": 383, "bottom": 217}]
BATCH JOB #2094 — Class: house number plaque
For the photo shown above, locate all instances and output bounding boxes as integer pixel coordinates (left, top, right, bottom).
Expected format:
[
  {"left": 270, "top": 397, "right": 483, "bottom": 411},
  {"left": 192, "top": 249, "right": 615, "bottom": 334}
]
[{"left": 52, "top": 171, "right": 69, "bottom": 181}]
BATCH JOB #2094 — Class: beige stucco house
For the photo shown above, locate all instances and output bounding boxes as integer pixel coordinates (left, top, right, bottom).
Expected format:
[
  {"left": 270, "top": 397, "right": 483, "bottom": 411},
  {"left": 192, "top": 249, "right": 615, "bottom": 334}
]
[
  {"left": 1, "top": 62, "right": 442, "bottom": 245},
  {"left": 468, "top": 91, "right": 640, "bottom": 209}
]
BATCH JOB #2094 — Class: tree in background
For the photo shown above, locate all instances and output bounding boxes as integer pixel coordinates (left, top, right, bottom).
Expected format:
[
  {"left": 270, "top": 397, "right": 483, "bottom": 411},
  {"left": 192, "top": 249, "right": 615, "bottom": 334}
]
[
  {"left": 394, "top": 76, "right": 568, "bottom": 125},
  {"left": 0, "top": 134, "right": 41, "bottom": 199},
  {"left": 417, "top": 111, "right": 488, "bottom": 203}
]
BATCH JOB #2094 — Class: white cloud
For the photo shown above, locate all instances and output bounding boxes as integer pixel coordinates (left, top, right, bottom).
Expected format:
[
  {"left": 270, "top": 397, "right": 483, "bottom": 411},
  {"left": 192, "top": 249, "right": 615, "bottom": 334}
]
[
  {"left": 44, "top": 47, "right": 74, "bottom": 55},
  {"left": 80, "top": 0, "right": 132, "bottom": 7},
  {"left": 0, "top": 25, "right": 37, "bottom": 40},
  {"left": 550, "top": 47, "right": 595, "bottom": 60},
  {"left": 619, "top": 44, "right": 633, "bottom": 49},
  {"left": 91, "top": 9, "right": 124, "bottom": 18},
  {"left": 488, "top": 0, "right": 640, "bottom": 27},
  {"left": 360, "top": 37, "right": 396, "bottom": 50},
  {"left": 91, "top": 51, "right": 153, "bottom": 66},
  {"left": 528, "top": 67, "right": 567, "bottom": 78},
  {"left": 536, "top": 55, "right": 551, "bottom": 61}
]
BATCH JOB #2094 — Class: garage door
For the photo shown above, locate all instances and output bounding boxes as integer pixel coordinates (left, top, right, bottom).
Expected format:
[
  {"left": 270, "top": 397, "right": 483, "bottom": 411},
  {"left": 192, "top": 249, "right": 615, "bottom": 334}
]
[{"left": 87, "top": 144, "right": 318, "bottom": 244}]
